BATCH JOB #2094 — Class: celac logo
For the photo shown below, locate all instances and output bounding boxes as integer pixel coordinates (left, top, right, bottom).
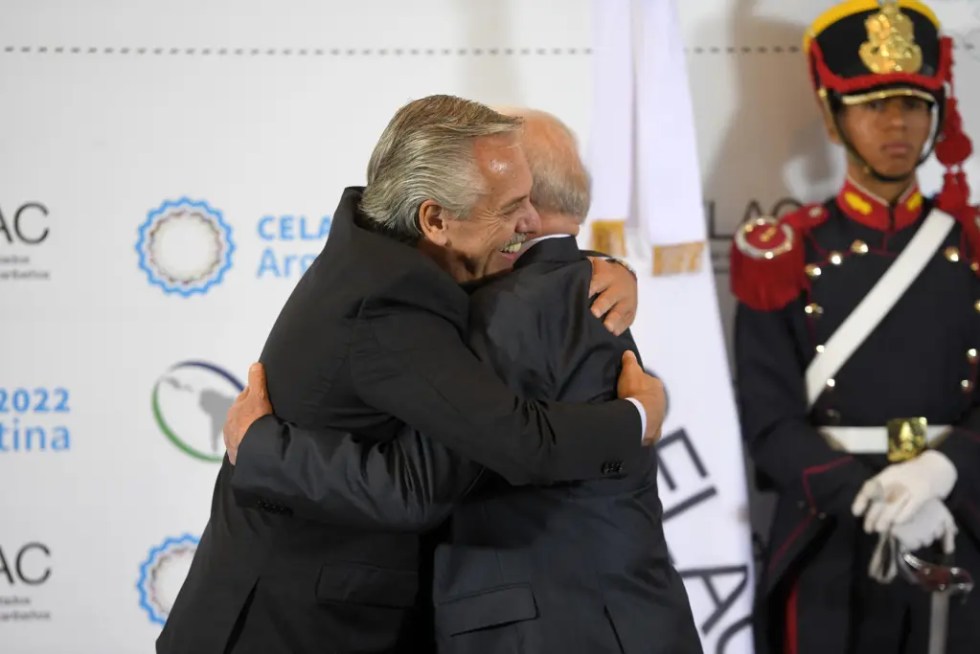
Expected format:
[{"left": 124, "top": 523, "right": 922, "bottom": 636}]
[
  {"left": 151, "top": 361, "right": 243, "bottom": 462},
  {"left": 136, "top": 198, "right": 234, "bottom": 296},
  {"left": 137, "top": 534, "right": 199, "bottom": 626}
]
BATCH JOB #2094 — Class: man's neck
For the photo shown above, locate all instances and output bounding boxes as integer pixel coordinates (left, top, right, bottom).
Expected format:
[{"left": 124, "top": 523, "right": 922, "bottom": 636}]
[
  {"left": 846, "top": 160, "right": 918, "bottom": 205},
  {"left": 536, "top": 211, "right": 581, "bottom": 239},
  {"left": 415, "top": 239, "right": 471, "bottom": 282}
]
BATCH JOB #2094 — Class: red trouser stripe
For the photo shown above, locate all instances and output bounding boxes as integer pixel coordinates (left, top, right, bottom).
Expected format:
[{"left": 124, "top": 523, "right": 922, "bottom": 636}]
[{"left": 784, "top": 578, "right": 800, "bottom": 654}]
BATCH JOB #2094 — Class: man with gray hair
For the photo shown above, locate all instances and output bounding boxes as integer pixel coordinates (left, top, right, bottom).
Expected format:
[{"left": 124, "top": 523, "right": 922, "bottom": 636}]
[
  {"left": 159, "top": 96, "right": 665, "bottom": 654},
  {"left": 221, "top": 107, "right": 702, "bottom": 653}
]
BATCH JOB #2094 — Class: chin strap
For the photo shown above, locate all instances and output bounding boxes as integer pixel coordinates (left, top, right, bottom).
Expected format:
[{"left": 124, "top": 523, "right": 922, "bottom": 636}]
[{"left": 819, "top": 87, "right": 943, "bottom": 185}]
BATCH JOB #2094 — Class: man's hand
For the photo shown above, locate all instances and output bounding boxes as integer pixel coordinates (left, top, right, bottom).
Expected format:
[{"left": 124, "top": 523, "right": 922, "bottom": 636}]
[
  {"left": 866, "top": 497, "right": 958, "bottom": 582},
  {"left": 588, "top": 257, "right": 637, "bottom": 336},
  {"left": 617, "top": 350, "right": 665, "bottom": 446},
  {"left": 851, "top": 450, "right": 958, "bottom": 533},
  {"left": 890, "top": 497, "right": 958, "bottom": 554},
  {"left": 223, "top": 363, "right": 273, "bottom": 465}
]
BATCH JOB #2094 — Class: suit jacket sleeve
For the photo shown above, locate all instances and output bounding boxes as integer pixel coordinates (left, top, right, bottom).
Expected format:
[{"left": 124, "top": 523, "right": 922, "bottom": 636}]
[
  {"left": 351, "top": 302, "right": 644, "bottom": 486},
  {"left": 735, "top": 301, "right": 873, "bottom": 516},
  {"left": 231, "top": 414, "right": 484, "bottom": 530}
]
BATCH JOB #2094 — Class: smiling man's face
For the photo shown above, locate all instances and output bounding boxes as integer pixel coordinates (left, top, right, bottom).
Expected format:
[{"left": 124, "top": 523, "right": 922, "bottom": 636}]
[{"left": 419, "top": 134, "right": 541, "bottom": 283}]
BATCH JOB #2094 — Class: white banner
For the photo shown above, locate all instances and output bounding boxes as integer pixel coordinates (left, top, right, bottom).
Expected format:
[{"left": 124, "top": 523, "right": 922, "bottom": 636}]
[{"left": 586, "top": 1, "right": 756, "bottom": 652}]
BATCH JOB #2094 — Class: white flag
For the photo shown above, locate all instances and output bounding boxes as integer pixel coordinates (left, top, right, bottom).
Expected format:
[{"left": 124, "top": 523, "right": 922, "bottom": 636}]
[{"left": 587, "top": 1, "right": 757, "bottom": 652}]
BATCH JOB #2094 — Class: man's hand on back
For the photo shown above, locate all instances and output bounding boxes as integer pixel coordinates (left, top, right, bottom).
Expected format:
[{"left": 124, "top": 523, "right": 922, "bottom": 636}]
[
  {"left": 588, "top": 257, "right": 638, "bottom": 336},
  {"left": 223, "top": 363, "right": 273, "bottom": 465},
  {"left": 616, "top": 351, "right": 665, "bottom": 446}
]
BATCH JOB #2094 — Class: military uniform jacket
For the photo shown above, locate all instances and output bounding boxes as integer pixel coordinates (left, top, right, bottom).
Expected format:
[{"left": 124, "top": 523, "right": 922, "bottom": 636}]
[{"left": 731, "top": 179, "right": 980, "bottom": 639}]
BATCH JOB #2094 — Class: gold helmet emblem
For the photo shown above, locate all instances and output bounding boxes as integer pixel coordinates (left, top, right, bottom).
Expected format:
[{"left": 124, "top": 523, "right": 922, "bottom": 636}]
[{"left": 859, "top": 1, "right": 923, "bottom": 73}]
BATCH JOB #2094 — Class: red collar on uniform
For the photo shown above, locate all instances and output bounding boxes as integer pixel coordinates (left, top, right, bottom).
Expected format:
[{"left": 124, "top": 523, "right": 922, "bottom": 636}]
[{"left": 835, "top": 178, "right": 924, "bottom": 231}]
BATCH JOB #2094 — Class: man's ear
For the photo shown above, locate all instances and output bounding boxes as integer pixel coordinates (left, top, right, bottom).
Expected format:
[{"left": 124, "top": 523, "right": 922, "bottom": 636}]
[
  {"left": 823, "top": 105, "right": 843, "bottom": 145},
  {"left": 418, "top": 200, "right": 450, "bottom": 245}
]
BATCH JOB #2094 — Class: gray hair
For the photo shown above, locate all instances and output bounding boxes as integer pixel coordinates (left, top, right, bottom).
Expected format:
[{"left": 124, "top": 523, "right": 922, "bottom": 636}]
[
  {"left": 360, "top": 95, "right": 523, "bottom": 242},
  {"left": 497, "top": 107, "right": 591, "bottom": 223}
]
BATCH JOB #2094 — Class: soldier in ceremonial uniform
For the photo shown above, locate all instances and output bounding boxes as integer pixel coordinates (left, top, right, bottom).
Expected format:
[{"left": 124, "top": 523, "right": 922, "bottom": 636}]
[{"left": 731, "top": 1, "right": 980, "bottom": 652}]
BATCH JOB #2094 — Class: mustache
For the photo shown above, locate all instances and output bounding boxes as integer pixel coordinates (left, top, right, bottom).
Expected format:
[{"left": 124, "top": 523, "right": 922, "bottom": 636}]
[{"left": 501, "top": 233, "right": 528, "bottom": 248}]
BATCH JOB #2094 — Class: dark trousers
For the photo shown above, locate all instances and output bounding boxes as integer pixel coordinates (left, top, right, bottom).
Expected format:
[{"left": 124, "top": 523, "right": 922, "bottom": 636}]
[{"left": 783, "top": 520, "right": 980, "bottom": 654}]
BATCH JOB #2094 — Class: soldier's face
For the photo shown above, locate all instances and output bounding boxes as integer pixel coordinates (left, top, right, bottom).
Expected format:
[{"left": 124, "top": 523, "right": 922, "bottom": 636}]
[{"left": 836, "top": 96, "right": 933, "bottom": 179}]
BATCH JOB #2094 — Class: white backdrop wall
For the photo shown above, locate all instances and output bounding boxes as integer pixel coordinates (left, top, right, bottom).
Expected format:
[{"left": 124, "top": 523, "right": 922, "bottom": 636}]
[{"left": 0, "top": 1, "right": 977, "bottom": 653}]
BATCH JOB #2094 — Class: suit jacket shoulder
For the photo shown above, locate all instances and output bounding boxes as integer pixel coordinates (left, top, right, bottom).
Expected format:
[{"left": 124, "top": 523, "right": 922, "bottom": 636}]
[
  {"left": 468, "top": 243, "right": 636, "bottom": 405},
  {"left": 316, "top": 186, "right": 469, "bottom": 328}
]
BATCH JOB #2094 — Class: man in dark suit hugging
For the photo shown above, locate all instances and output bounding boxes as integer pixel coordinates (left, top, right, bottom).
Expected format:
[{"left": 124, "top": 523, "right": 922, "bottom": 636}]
[
  {"left": 160, "top": 96, "right": 666, "bottom": 654},
  {"left": 216, "top": 107, "right": 701, "bottom": 654}
]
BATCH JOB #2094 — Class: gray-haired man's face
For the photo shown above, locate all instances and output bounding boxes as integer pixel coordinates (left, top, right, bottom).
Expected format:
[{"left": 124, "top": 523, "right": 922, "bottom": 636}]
[{"left": 423, "top": 136, "right": 541, "bottom": 283}]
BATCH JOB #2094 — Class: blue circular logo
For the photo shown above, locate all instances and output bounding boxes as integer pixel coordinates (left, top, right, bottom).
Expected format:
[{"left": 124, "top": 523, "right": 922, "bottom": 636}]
[
  {"left": 136, "top": 198, "right": 234, "bottom": 296},
  {"left": 137, "top": 534, "right": 200, "bottom": 626}
]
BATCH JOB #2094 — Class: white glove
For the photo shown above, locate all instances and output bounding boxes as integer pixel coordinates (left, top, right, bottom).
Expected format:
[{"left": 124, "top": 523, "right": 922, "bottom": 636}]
[
  {"left": 851, "top": 450, "right": 957, "bottom": 533},
  {"left": 868, "top": 533, "right": 897, "bottom": 583},
  {"left": 891, "top": 497, "right": 957, "bottom": 554},
  {"left": 866, "top": 498, "right": 957, "bottom": 584}
]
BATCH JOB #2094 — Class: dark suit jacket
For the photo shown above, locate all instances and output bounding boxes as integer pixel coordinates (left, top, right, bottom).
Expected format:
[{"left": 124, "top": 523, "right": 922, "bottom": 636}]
[
  {"left": 232, "top": 237, "right": 701, "bottom": 654},
  {"left": 432, "top": 236, "right": 701, "bottom": 654},
  {"left": 157, "top": 188, "right": 644, "bottom": 654}
]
